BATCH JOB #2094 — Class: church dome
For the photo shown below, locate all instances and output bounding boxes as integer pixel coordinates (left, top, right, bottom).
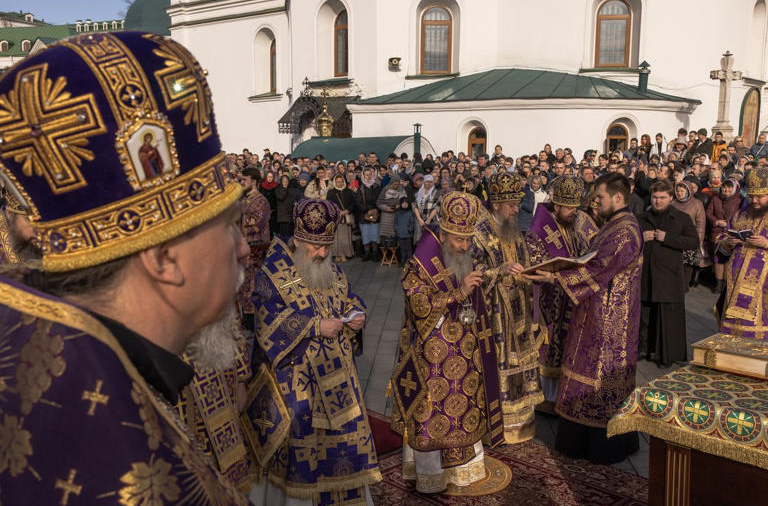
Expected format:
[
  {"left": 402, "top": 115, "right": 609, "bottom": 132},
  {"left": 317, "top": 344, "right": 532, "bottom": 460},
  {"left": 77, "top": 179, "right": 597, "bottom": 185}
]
[{"left": 124, "top": 0, "right": 170, "bottom": 35}]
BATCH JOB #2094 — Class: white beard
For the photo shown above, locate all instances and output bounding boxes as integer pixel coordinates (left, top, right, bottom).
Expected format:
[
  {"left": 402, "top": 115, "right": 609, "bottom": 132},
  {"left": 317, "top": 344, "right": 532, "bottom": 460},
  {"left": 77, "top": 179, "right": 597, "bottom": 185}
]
[
  {"left": 294, "top": 245, "right": 335, "bottom": 290},
  {"left": 441, "top": 242, "right": 473, "bottom": 285},
  {"left": 184, "top": 267, "right": 246, "bottom": 372}
]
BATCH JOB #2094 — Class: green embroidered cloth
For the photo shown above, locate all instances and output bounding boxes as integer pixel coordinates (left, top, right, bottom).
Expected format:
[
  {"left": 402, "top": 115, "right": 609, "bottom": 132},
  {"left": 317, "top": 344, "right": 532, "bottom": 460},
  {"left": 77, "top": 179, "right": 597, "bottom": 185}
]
[{"left": 607, "top": 364, "right": 768, "bottom": 470}]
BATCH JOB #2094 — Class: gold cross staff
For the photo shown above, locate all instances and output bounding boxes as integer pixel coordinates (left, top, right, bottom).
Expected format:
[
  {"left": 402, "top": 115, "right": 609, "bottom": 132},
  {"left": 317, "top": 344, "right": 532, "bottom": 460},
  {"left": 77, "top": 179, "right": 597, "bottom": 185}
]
[{"left": 55, "top": 469, "right": 82, "bottom": 506}]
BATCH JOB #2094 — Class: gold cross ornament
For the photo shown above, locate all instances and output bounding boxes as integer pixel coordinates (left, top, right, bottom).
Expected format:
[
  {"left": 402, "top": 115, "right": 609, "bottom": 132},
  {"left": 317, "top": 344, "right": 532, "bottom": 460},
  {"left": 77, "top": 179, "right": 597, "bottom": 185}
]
[
  {"left": 81, "top": 379, "right": 109, "bottom": 416},
  {"left": 399, "top": 371, "right": 418, "bottom": 397},
  {"left": 55, "top": 469, "right": 82, "bottom": 506}
]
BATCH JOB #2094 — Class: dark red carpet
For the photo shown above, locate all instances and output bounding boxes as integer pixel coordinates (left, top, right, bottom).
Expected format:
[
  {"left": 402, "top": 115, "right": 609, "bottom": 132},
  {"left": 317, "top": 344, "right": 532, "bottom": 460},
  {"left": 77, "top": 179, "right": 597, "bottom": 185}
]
[{"left": 367, "top": 410, "right": 648, "bottom": 505}]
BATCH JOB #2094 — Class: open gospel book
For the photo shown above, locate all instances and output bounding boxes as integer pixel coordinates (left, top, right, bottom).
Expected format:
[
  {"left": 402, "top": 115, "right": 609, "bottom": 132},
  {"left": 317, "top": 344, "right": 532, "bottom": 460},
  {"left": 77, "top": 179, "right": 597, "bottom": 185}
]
[{"left": 521, "top": 250, "right": 597, "bottom": 275}]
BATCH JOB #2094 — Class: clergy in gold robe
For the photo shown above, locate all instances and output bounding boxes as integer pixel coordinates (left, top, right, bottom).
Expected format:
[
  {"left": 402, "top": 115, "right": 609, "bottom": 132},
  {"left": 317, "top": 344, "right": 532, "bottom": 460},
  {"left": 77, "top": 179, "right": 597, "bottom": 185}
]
[
  {"left": 0, "top": 192, "right": 37, "bottom": 266},
  {"left": 525, "top": 176, "right": 598, "bottom": 409},
  {"left": 716, "top": 168, "right": 768, "bottom": 339},
  {"left": 391, "top": 192, "right": 504, "bottom": 494},
  {"left": 177, "top": 307, "right": 257, "bottom": 491},
  {"left": 526, "top": 173, "right": 642, "bottom": 464},
  {"left": 471, "top": 172, "right": 543, "bottom": 444}
]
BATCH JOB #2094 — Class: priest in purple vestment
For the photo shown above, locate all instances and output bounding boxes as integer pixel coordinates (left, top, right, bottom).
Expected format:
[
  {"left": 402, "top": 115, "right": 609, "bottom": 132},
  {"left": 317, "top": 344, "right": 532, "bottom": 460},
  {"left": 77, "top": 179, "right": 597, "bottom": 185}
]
[
  {"left": 472, "top": 172, "right": 543, "bottom": 444},
  {"left": 527, "top": 173, "right": 642, "bottom": 464},
  {"left": 716, "top": 167, "right": 768, "bottom": 338},
  {"left": 525, "top": 176, "right": 598, "bottom": 411},
  {"left": 391, "top": 192, "right": 504, "bottom": 494},
  {"left": 0, "top": 32, "right": 250, "bottom": 504}
]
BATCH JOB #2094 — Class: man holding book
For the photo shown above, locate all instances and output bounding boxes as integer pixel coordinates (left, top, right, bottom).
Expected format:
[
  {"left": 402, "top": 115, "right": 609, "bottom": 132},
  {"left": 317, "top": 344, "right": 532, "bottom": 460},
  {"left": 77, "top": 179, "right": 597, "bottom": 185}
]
[
  {"left": 525, "top": 176, "right": 599, "bottom": 411},
  {"left": 471, "top": 172, "right": 543, "bottom": 444},
  {"left": 716, "top": 167, "right": 768, "bottom": 339},
  {"left": 526, "top": 173, "right": 643, "bottom": 464}
]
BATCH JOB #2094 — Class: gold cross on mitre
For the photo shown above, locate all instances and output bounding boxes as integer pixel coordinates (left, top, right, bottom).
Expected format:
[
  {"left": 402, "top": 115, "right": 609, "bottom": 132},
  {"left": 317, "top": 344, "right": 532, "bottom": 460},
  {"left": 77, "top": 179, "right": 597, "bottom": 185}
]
[
  {"left": 55, "top": 469, "right": 82, "bottom": 506},
  {"left": 0, "top": 64, "right": 107, "bottom": 194},
  {"left": 81, "top": 379, "right": 109, "bottom": 416}
]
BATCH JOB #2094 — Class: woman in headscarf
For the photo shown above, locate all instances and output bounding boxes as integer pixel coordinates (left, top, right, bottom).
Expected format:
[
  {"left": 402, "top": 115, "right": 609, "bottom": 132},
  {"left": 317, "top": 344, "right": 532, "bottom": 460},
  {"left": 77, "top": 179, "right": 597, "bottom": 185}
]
[
  {"left": 672, "top": 181, "right": 706, "bottom": 289},
  {"left": 259, "top": 170, "right": 279, "bottom": 235},
  {"left": 413, "top": 174, "right": 439, "bottom": 243},
  {"left": 706, "top": 178, "right": 744, "bottom": 293},
  {"left": 356, "top": 166, "right": 382, "bottom": 261},
  {"left": 326, "top": 173, "right": 356, "bottom": 262},
  {"left": 376, "top": 174, "right": 408, "bottom": 248}
]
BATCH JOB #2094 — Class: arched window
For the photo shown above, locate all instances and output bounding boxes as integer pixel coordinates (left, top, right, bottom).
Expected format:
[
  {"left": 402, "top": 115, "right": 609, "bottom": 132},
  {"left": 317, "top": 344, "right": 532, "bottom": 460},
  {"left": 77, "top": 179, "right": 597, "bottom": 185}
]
[
  {"left": 21, "top": 40, "right": 30, "bottom": 52},
  {"left": 0, "top": 41, "right": 7, "bottom": 52},
  {"left": 595, "top": 0, "right": 631, "bottom": 67},
  {"left": 421, "top": 6, "right": 452, "bottom": 74},
  {"left": 334, "top": 11, "right": 348, "bottom": 77},
  {"left": 270, "top": 39, "right": 277, "bottom": 93},
  {"left": 606, "top": 123, "right": 628, "bottom": 152},
  {"left": 468, "top": 127, "right": 486, "bottom": 159}
]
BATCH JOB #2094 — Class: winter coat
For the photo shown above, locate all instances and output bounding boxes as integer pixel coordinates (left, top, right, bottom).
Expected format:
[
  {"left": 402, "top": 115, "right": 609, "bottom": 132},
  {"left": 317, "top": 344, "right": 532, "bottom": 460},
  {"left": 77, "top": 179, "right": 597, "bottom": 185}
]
[
  {"left": 395, "top": 209, "right": 415, "bottom": 238},
  {"left": 639, "top": 206, "right": 699, "bottom": 302},
  {"left": 671, "top": 182, "right": 706, "bottom": 245},
  {"left": 274, "top": 185, "right": 296, "bottom": 223},
  {"left": 706, "top": 190, "right": 745, "bottom": 242}
]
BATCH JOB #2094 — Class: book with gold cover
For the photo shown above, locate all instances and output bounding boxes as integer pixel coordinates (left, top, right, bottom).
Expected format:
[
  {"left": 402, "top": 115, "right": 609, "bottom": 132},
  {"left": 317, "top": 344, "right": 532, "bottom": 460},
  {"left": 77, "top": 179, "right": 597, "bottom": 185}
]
[{"left": 691, "top": 333, "right": 768, "bottom": 379}]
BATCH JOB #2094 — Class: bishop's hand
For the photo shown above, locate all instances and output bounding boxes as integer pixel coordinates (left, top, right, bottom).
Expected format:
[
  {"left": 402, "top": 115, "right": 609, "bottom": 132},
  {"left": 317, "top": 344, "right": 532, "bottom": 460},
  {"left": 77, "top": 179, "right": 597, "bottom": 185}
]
[
  {"left": 460, "top": 270, "right": 484, "bottom": 296},
  {"left": 319, "top": 318, "right": 344, "bottom": 338},
  {"left": 524, "top": 269, "right": 555, "bottom": 284}
]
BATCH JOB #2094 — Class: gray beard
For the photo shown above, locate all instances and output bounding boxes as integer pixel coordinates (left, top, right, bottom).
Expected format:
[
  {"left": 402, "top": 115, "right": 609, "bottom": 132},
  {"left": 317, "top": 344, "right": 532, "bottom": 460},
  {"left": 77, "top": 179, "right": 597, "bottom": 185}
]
[
  {"left": 7, "top": 217, "right": 40, "bottom": 263},
  {"left": 294, "top": 245, "right": 335, "bottom": 290},
  {"left": 442, "top": 242, "right": 473, "bottom": 285},
  {"left": 186, "top": 305, "right": 240, "bottom": 372},
  {"left": 493, "top": 214, "right": 520, "bottom": 244},
  {"left": 184, "top": 267, "right": 246, "bottom": 372}
]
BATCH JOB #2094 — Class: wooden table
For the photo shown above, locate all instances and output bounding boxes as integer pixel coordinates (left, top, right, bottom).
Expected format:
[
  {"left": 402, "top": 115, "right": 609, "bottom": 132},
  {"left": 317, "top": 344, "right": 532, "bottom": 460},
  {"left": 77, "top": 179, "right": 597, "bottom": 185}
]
[{"left": 608, "top": 364, "right": 768, "bottom": 506}]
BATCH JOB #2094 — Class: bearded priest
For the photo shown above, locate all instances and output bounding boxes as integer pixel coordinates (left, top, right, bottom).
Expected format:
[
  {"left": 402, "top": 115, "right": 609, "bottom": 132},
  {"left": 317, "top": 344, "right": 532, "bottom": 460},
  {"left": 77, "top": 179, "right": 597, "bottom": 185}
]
[
  {"left": 176, "top": 305, "right": 257, "bottom": 491},
  {"left": 472, "top": 172, "right": 543, "bottom": 444},
  {"left": 0, "top": 193, "right": 37, "bottom": 266},
  {"left": 245, "top": 198, "right": 380, "bottom": 506},
  {"left": 526, "top": 173, "right": 642, "bottom": 464},
  {"left": 390, "top": 192, "right": 504, "bottom": 494},
  {"left": 716, "top": 167, "right": 768, "bottom": 338},
  {"left": 525, "top": 176, "right": 598, "bottom": 411}
]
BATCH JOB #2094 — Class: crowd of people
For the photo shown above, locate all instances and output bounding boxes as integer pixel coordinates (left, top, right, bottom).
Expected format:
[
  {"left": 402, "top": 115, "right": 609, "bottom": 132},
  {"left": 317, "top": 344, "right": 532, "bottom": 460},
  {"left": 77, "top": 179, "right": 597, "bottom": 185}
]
[
  {"left": 228, "top": 128, "right": 760, "bottom": 275},
  {"left": 4, "top": 31, "right": 768, "bottom": 506}
]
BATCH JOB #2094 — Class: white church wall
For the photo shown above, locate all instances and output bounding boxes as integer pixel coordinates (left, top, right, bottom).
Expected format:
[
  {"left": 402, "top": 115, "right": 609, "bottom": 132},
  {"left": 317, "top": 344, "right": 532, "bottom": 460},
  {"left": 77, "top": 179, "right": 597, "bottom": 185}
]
[
  {"left": 171, "top": 5, "right": 292, "bottom": 152},
  {"left": 351, "top": 101, "right": 696, "bottom": 159},
  {"left": 169, "top": 0, "right": 768, "bottom": 154}
]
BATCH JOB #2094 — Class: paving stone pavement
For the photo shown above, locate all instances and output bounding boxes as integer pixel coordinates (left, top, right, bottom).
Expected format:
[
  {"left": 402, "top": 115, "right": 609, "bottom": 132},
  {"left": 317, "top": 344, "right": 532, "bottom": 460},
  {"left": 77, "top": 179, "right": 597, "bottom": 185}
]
[{"left": 342, "top": 258, "right": 720, "bottom": 479}]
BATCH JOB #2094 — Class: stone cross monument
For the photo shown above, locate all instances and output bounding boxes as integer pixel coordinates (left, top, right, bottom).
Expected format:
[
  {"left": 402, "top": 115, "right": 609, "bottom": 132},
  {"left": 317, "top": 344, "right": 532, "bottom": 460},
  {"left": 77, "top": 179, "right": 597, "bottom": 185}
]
[{"left": 710, "top": 51, "right": 742, "bottom": 140}]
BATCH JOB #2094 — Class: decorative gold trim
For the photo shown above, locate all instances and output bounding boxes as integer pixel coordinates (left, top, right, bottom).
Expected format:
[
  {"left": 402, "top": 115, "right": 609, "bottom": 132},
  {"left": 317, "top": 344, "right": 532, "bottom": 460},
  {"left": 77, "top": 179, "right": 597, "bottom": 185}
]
[
  {"left": 266, "top": 468, "right": 383, "bottom": 500},
  {"left": 665, "top": 443, "right": 690, "bottom": 506},
  {"left": 0, "top": 211, "right": 20, "bottom": 265},
  {"left": 36, "top": 153, "right": 241, "bottom": 272},
  {"left": 0, "top": 280, "right": 192, "bottom": 444},
  {"left": 607, "top": 413, "right": 768, "bottom": 471}
]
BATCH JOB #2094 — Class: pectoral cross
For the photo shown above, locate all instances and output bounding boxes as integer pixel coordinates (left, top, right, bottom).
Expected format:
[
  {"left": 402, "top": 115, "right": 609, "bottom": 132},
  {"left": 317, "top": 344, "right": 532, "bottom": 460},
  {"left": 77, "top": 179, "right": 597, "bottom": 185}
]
[
  {"left": 710, "top": 51, "right": 742, "bottom": 140},
  {"left": 399, "top": 371, "right": 417, "bottom": 397},
  {"left": 252, "top": 410, "right": 275, "bottom": 436},
  {"left": 477, "top": 320, "right": 493, "bottom": 353},
  {"left": 543, "top": 225, "right": 563, "bottom": 250},
  {"left": 81, "top": 380, "right": 109, "bottom": 416},
  {"left": 55, "top": 469, "right": 82, "bottom": 506}
]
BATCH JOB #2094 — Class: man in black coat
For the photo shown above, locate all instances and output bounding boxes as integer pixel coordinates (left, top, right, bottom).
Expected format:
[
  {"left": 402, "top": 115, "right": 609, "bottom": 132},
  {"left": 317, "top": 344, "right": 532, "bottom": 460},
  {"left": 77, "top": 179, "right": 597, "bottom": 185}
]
[{"left": 638, "top": 180, "right": 700, "bottom": 367}]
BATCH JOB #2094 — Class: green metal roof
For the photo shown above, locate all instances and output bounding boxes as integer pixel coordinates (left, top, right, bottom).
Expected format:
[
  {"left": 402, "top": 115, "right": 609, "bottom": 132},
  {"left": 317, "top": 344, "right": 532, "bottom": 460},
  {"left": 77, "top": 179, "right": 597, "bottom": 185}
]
[
  {"left": 361, "top": 68, "right": 700, "bottom": 105},
  {"left": 291, "top": 136, "right": 410, "bottom": 162},
  {"left": 125, "top": 0, "right": 171, "bottom": 36},
  {"left": 0, "top": 25, "right": 76, "bottom": 56}
]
